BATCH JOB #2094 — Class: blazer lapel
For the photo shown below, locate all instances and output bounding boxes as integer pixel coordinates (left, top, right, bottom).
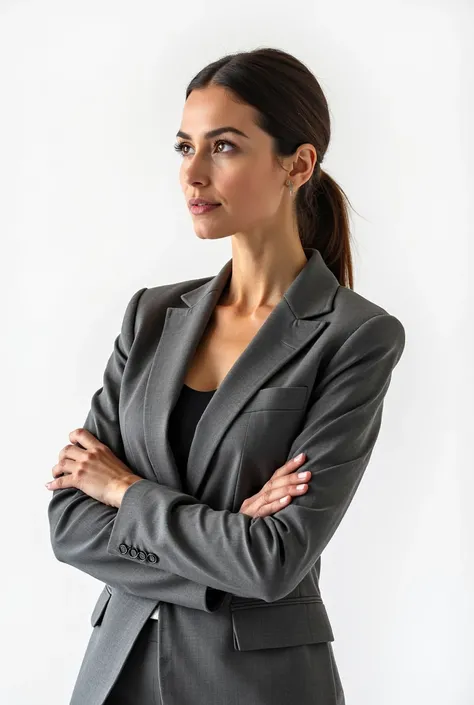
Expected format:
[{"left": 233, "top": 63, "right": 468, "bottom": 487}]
[{"left": 143, "top": 247, "right": 339, "bottom": 495}]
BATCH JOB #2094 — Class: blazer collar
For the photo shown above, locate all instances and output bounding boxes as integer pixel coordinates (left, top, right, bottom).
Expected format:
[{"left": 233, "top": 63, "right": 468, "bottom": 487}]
[{"left": 143, "top": 247, "right": 340, "bottom": 496}]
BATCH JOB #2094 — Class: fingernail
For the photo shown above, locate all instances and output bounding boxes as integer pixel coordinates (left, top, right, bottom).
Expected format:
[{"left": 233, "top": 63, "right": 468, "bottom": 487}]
[
  {"left": 45, "top": 482, "right": 51, "bottom": 488},
  {"left": 280, "top": 495, "right": 290, "bottom": 503},
  {"left": 294, "top": 453, "right": 304, "bottom": 462}
]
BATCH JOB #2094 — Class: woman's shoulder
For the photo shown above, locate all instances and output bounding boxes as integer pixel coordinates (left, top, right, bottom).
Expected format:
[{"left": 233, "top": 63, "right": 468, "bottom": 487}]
[
  {"left": 334, "top": 283, "right": 402, "bottom": 322},
  {"left": 327, "top": 284, "right": 405, "bottom": 359}
]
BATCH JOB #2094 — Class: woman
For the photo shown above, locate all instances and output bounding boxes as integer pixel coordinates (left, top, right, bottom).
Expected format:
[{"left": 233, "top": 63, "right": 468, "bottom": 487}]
[{"left": 47, "top": 47, "right": 405, "bottom": 705}]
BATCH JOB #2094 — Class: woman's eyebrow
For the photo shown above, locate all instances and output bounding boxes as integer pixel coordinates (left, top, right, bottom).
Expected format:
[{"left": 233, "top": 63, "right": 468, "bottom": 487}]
[{"left": 176, "top": 126, "right": 250, "bottom": 140}]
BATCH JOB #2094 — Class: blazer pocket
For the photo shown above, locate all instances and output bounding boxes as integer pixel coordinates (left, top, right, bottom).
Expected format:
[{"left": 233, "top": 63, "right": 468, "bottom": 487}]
[
  {"left": 231, "top": 598, "right": 334, "bottom": 651},
  {"left": 243, "top": 385, "right": 308, "bottom": 413},
  {"left": 90, "top": 585, "right": 112, "bottom": 627}
]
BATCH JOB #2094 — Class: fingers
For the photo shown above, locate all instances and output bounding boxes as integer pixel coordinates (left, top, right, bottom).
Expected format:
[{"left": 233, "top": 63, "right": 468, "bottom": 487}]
[
  {"left": 68, "top": 428, "right": 102, "bottom": 450},
  {"left": 52, "top": 458, "right": 76, "bottom": 478},
  {"left": 267, "top": 467, "right": 311, "bottom": 494},
  {"left": 252, "top": 485, "right": 309, "bottom": 518},
  {"left": 272, "top": 452, "right": 307, "bottom": 478},
  {"left": 45, "top": 445, "right": 85, "bottom": 492},
  {"left": 45, "top": 472, "right": 75, "bottom": 490},
  {"left": 249, "top": 469, "right": 312, "bottom": 519},
  {"left": 59, "top": 444, "right": 83, "bottom": 462},
  {"left": 261, "top": 471, "right": 312, "bottom": 507},
  {"left": 238, "top": 453, "right": 309, "bottom": 518}
]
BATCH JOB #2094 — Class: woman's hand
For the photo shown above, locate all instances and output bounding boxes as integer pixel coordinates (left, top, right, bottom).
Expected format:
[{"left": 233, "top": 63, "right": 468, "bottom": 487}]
[
  {"left": 239, "top": 453, "right": 311, "bottom": 518},
  {"left": 45, "top": 428, "right": 142, "bottom": 508}
]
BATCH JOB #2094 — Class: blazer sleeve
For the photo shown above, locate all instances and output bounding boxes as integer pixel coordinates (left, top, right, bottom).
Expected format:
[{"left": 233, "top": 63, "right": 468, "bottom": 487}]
[
  {"left": 106, "top": 312, "right": 406, "bottom": 602},
  {"left": 47, "top": 287, "right": 228, "bottom": 613}
]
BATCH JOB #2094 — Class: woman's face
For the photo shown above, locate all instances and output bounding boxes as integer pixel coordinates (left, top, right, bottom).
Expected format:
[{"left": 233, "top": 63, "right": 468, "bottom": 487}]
[{"left": 176, "top": 84, "right": 294, "bottom": 243}]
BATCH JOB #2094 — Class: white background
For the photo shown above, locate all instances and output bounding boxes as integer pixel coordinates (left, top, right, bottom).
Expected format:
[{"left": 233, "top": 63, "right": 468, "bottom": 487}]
[{"left": 1, "top": 1, "right": 471, "bottom": 703}]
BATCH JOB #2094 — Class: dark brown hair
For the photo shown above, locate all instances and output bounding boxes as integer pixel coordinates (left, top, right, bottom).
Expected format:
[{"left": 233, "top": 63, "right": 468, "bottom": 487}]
[{"left": 185, "top": 47, "right": 356, "bottom": 289}]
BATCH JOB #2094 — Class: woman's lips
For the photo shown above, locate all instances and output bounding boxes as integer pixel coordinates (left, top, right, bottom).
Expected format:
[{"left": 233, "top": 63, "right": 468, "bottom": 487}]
[{"left": 190, "top": 203, "right": 221, "bottom": 215}]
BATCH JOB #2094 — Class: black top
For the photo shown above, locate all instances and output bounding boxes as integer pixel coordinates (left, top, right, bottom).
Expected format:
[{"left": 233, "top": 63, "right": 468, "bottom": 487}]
[{"left": 168, "top": 383, "right": 217, "bottom": 492}]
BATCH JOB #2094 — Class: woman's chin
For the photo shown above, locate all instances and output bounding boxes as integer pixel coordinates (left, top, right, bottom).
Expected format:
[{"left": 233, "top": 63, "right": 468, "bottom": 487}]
[{"left": 193, "top": 227, "right": 234, "bottom": 241}]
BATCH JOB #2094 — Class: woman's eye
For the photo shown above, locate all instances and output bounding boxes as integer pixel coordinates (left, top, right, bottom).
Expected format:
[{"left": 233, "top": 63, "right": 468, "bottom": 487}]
[
  {"left": 173, "top": 142, "right": 190, "bottom": 156},
  {"left": 214, "top": 140, "right": 234, "bottom": 153},
  {"left": 173, "top": 139, "right": 236, "bottom": 156}
]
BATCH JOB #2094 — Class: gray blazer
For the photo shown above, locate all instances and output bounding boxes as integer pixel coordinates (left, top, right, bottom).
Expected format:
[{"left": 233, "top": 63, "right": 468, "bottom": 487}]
[{"left": 47, "top": 247, "right": 405, "bottom": 705}]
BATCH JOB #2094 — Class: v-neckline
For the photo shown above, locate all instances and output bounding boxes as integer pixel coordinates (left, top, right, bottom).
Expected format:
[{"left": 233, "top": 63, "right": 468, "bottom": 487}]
[{"left": 182, "top": 383, "right": 217, "bottom": 394}]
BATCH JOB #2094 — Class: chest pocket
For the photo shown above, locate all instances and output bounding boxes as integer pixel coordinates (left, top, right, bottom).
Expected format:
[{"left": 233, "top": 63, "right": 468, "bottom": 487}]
[
  {"left": 243, "top": 385, "right": 308, "bottom": 413},
  {"left": 234, "top": 386, "right": 309, "bottom": 506},
  {"left": 231, "top": 597, "right": 334, "bottom": 651}
]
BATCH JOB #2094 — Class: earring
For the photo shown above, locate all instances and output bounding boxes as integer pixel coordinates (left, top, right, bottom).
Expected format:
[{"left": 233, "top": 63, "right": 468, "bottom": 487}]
[{"left": 286, "top": 179, "right": 294, "bottom": 196}]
